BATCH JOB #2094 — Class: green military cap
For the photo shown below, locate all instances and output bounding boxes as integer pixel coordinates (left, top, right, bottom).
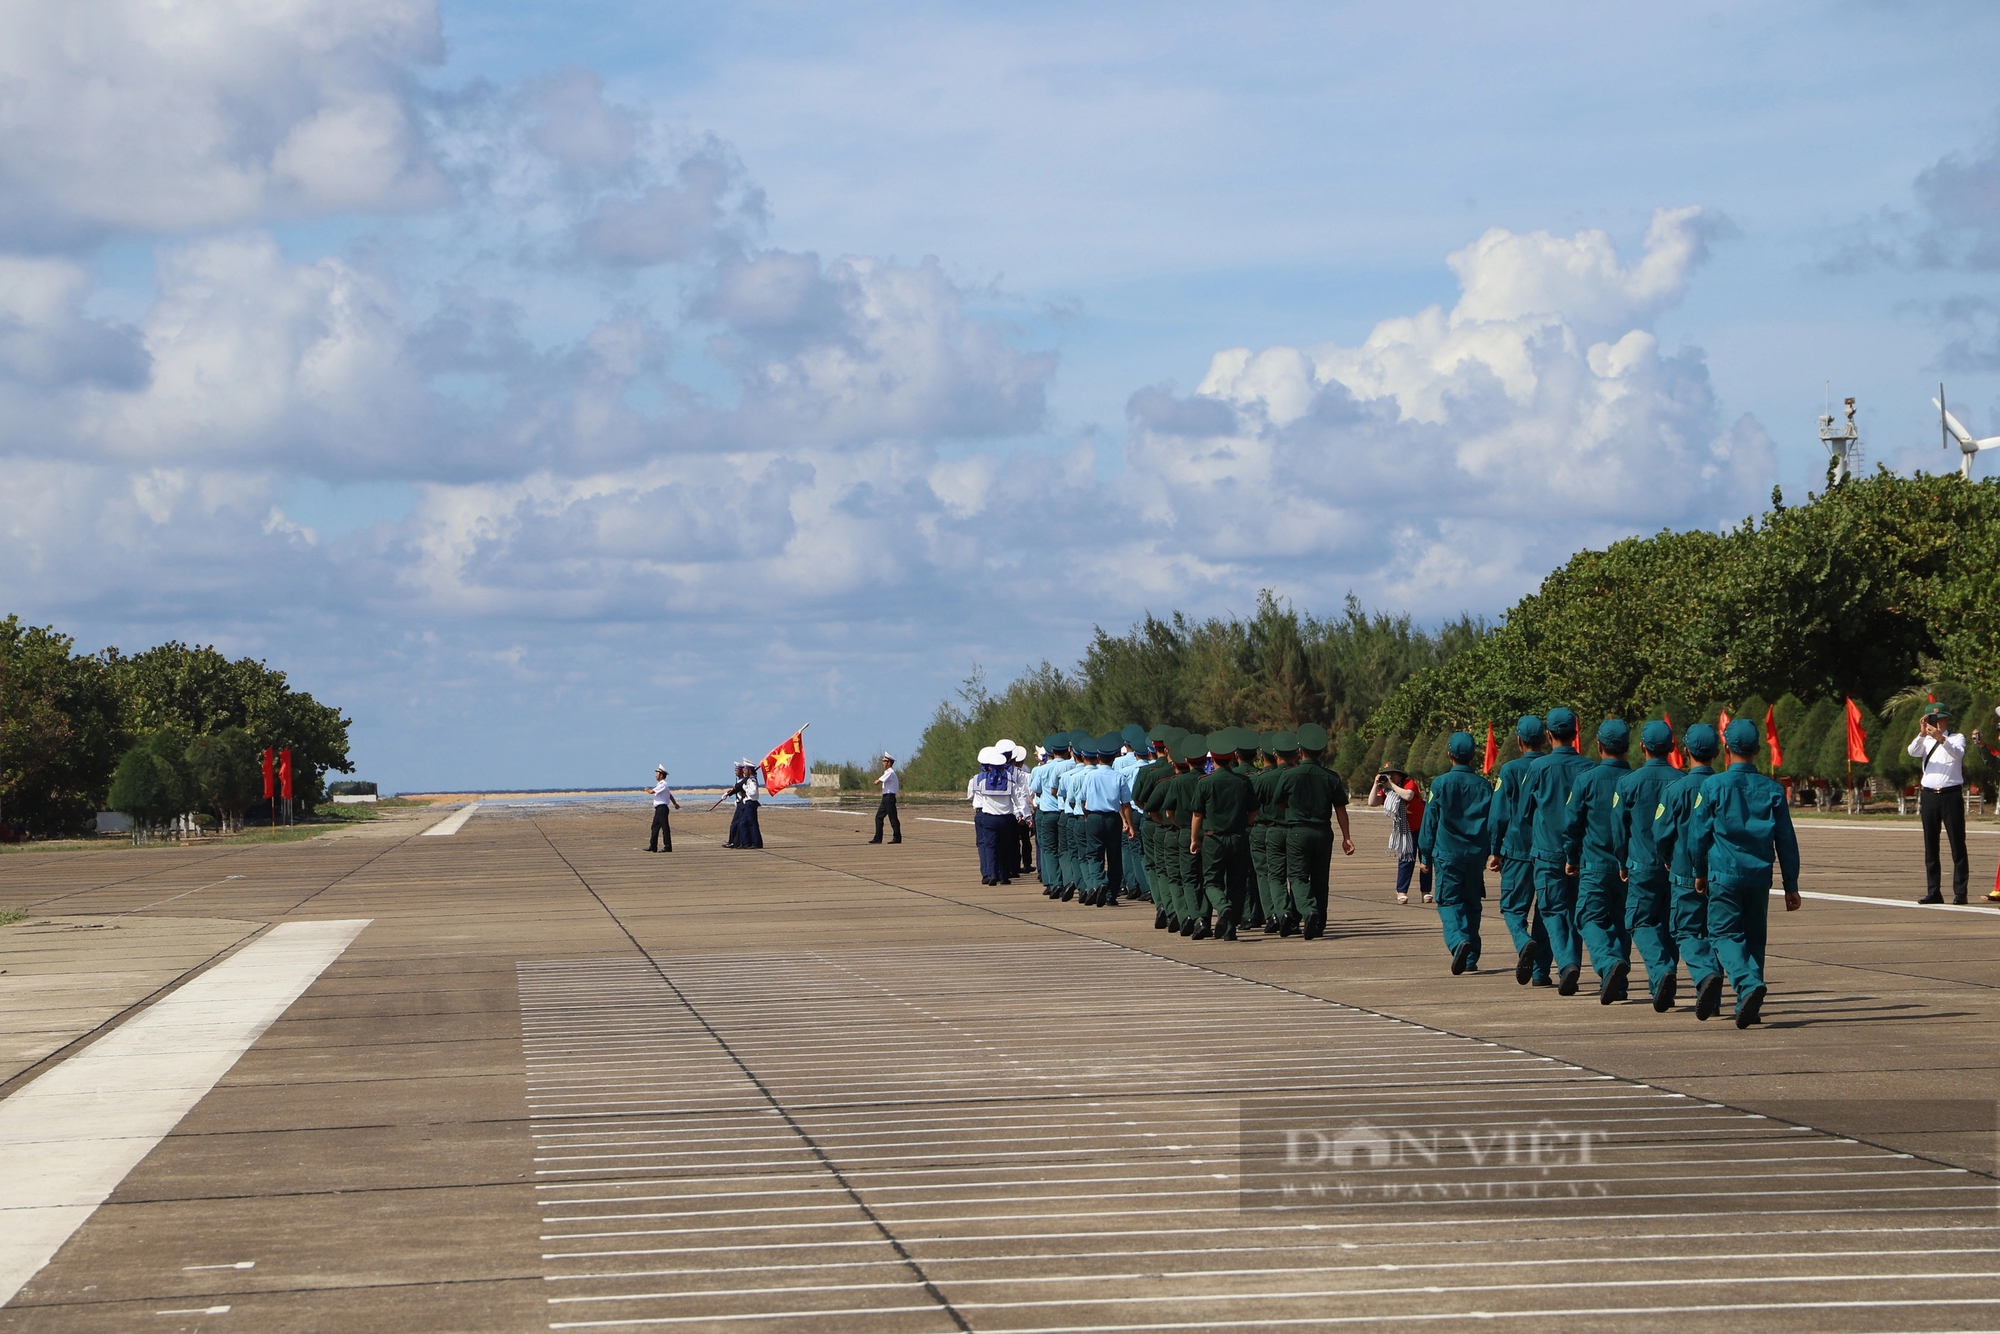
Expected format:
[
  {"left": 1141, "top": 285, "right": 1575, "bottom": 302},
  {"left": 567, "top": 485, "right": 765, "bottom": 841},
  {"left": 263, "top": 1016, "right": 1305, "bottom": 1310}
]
[
  {"left": 1295, "top": 722, "right": 1329, "bottom": 751},
  {"left": 1271, "top": 729, "right": 1298, "bottom": 753},
  {"left": 1147, "top": 723, "right": 1174, "bottom": 742},
  {"left": 1097, "top": 731, "right": 1125, "bottom": 756},
  {"left": 1923, "top": 702, "right": 1953, "bottom": 722},
  {"left": 1121, "top": 723, "right": 1148, "bottom": 750},
  {"left": 1043, "top": 733, "right": 1069, "bottom": 752},
  {"left": 1233, "top": 729, "right": 1260, "bottom": 759},
  {"left": 1258, "top": 730, "right": 1279, "bottom": 753},
  {"left": 1067, "top": 729, "right": 1094, "bottom": 752},
  {"left": 1183, "top": 732, "right": 1207, "bottom": 757}
]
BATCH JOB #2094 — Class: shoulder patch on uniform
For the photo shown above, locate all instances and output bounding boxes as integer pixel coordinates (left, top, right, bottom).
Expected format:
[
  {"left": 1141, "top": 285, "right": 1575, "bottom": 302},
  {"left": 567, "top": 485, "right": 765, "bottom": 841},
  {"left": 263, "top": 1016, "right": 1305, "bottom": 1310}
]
[
  {"left": 1654, "top": 803, "right": 1666, "bottom": 819},
  {"left": 1692, "top": 793, "right": 1702, "bottom": 808},
  {"left": 1612, "top": 793, "right": 1620, "bottom": 807}
]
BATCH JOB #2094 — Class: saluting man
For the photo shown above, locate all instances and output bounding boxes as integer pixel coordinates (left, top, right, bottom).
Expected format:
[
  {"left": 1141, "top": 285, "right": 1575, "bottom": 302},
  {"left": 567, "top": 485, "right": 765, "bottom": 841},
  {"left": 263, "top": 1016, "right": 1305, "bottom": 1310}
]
[
  {"left": 1416, "top": 731, "right": 1492, "bottom": 975},
  {"left": 1689, "top": 718, "right": 1803, "bottom": 1028},
  {"left": 1562, "top": 719, "right": 1635, "bottom": 1004},
  {"left": 1487, "top": 716, "right": 1552, "bottom": 987},
  {"left": 1611, "top": 720, "right": 1684, "bottom": 1011},
  {"left": 1513, "top": 707, "right": 1594, "bottom": 995},
  {"left": 1653, "top": 723, "right": 1725, "bottom": 1019}
]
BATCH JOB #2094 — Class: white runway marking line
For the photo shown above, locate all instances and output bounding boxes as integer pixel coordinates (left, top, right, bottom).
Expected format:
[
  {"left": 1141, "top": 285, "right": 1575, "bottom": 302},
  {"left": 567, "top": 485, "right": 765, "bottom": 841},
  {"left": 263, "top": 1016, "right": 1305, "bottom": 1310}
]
[
  {"left": 422, "top": 802, "right": 483, "bottom": 835},
  {"left": 0, "top": 919, "right": 372, "bottom": 1309},
  {"left": 1778, "top": 886, "right": 2000, "bottom": 915},
  {"left": 518, "top": 948, "right": 1996, "bottom": 1333}
]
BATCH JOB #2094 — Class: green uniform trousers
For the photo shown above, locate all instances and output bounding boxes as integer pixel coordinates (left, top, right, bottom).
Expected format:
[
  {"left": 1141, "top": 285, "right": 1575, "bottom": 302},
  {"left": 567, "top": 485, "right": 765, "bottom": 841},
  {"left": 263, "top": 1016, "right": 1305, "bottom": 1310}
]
[
  {"left": 1062, "top": 815, "right": 1086, "bottom": 891},
  {"left": 1668, "top": 874, "right": 1718, "bottom": 986},
  {"left": 1249, "top": 824, "right": 1286, "bottom": 921},
  {"left": 1499, "top": 855, "right": 1550, "bottom": 982},
  {"left": 1534, "top": 859, "right": 1581, "bottom": 972},
  {"left": 1433, "top": 853, "right": 1485, "bottom": 965},
  {"left": 1083, "top": 811, "right": 1122, "bottom": 894},
  {"left": 1575, "top": 860, "right": 1630, "bottom": 987},
  {"left": 1200, "top": 832, "right": 1253, "bottom": 921},
  {"left": 1624, "top": 867, "right": 1677, "bottom": 995},
  {"left": 1282, "top": 823, "right": 1332, "bottom": 923},
  {"left": 1169, "top": 825, "right": 1198, "bottom": 919},
  {"left": 1707, "top": 878, "right": 1769, "bottom": 1000},
  {"left": 1034, "top": 811, "right": 1060, "bottom": 890}
]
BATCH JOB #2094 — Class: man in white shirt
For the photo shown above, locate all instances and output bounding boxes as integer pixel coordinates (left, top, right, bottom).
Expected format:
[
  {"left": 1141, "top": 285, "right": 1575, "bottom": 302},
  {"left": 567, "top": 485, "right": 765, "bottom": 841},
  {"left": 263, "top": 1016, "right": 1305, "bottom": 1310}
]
[
  {"left": 645, "top": 765, "right": 680, "bottom": 852},
  {"left": 869, "top": 754, "right": 902, "bottom": 844},
  {"left": 1908, "top": 704, "right": 1977, "bottom": 904}
]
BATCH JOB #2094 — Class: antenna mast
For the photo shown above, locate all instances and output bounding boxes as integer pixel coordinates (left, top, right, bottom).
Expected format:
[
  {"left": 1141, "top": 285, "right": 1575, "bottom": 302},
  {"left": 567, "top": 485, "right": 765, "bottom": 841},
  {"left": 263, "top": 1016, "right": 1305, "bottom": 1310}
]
[{"left": 1818, "top": 391, "right": 1860, "bottom": 485}]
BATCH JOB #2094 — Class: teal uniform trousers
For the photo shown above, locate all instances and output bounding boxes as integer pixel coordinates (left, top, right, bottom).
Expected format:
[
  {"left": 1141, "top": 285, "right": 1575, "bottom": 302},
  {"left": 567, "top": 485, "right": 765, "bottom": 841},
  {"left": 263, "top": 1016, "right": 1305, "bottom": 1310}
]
[{"left": 1434, "top": 854, "right": 1485, "bottom": 965}]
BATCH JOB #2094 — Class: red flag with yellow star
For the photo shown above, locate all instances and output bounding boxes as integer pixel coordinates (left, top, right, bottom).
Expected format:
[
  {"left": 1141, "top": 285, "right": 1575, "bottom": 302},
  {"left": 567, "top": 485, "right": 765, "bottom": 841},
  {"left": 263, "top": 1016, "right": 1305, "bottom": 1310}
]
[{"left": 760, "top": 729, "right": 808, "bottom": 796}]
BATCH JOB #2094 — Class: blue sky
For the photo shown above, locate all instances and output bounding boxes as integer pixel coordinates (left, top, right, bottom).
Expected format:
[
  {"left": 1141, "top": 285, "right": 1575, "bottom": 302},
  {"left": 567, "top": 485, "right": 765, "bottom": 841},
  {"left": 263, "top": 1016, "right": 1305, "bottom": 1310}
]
[{"left": 4, "top": 1, "right": 2000, "bottom": 790}]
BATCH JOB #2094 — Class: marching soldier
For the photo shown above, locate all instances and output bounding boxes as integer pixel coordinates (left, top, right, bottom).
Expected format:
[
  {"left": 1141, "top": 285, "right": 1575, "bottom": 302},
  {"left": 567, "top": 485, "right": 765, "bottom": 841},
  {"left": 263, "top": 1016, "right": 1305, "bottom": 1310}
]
[
  {"left": 1131, "top": 727, "right": 1179, "bottom": 926},
  {"left": 1611, "top": 720, "right": 1684, "bottom": 1010},
  {"left": 1275, "top": 723, "right": 1353, "bottom": 940},
  {"left": 1562, "top": 719, "right": 1634, "bottom": 1003},
  {"left": 1487, "top": 716, "right": 1552, "bottom": 986},
  {"left": 1031, "top": 736, "right": 1073, "bottom": 897},
  {"left": 1248, "top": 733, "right": 1291, "bottom": 931},
  {"left": 1653, "top": 723, "right": 1723, "bottom": 1017},
  {"left": 1512, "top": 707, "right": 1594, "bottom": 995},
  {"left": 1155, "top": 735, "right": 1209, "bottom": 935},
  {"left": 1190, "top": 728, "right": 1258, "bottom": 941},
  {"left": 1689, "top": 717, "right": 1803, "bottom": 1028},
  {"left": 1416, "top": 731, "right": 1491, "bottom": 974}
]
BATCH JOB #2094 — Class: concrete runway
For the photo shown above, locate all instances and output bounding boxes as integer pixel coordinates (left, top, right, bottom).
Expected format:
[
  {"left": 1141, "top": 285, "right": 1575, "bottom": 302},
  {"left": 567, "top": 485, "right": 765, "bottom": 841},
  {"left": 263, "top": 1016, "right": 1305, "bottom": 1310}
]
[{"left": 0, "top": 799, "right": 1995, "bottom": 1332}]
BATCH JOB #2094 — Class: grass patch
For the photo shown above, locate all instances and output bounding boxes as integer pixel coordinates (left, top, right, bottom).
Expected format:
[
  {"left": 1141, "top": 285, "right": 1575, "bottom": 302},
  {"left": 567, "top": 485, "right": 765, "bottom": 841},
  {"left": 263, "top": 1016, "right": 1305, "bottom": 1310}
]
[{"left": 0, "top": 908, "right": 25, "bottom": 927}]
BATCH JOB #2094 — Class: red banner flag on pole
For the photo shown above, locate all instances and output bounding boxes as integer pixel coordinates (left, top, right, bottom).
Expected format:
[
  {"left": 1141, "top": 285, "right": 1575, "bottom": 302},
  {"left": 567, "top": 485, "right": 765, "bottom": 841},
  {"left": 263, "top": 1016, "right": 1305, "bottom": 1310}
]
[
  {"left": 1662, "top": 709, "right": 1684, "bottom": 769},
  {"left": 1717, "top": 709, "right": 1732, "bottom": 737},
  {"left": 1845, "top": 697, "right": 1870, "bottom": 763},
  {"left": 1764, "top": 706, "right": 1783, "bottom": 769},
  {"left": 280, "top": 748, "right": 294, "bottom": 801},
  {"left": 262, "top": 748, "right": 274, "bottom": 799},
  {"left": 1482, "top": 722, "right": 1498, "bottom": 776},
  {"left": 760, "top": 728, "right": 808, "bottom": 795}
]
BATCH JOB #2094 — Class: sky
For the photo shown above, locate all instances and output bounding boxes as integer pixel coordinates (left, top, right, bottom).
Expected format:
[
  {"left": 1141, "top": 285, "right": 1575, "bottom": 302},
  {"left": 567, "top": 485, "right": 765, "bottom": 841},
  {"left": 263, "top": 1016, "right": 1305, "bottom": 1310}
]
[{"left": 5, "top": 0, "right": 2000, "bottom": 790}]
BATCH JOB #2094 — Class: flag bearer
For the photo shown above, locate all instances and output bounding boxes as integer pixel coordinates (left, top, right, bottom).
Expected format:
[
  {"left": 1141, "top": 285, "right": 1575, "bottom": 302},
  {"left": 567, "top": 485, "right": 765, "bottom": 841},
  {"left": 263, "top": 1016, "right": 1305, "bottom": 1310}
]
[
  {"left": 1689, "top": 718, "right": 1803, "bottom": 1028},
  {"left": 1513, "top": 707, "right": 1594, "bottom": 995},
  {"left": 1276, "top": 723, "right": 1351, "bottom": 940},
  {"left": 1653, "top": 724, "right": 1724, "bottom": 1019},
  {"left": 1611, "top": 721, "right": 1684, "bottom": 1011},
  {"left": 1487, "top": 716, "right": 1552, "bottom": 987},
  {"left": 1562, "top": 719, "right": 1634, "bottom": 1004},
  {"left": 1190, "top": 729, "right": 1259, "bottom": 941},
  {"left": 1416, "top": 732, "right": 1491, "bottom": 975}
]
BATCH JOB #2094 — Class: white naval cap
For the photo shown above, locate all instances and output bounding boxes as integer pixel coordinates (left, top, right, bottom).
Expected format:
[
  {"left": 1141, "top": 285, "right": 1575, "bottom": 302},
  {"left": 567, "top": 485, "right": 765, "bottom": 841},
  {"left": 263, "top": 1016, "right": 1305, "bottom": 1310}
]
[{"left": 976, "top": 745, "right": 1002, "bottom": 765}]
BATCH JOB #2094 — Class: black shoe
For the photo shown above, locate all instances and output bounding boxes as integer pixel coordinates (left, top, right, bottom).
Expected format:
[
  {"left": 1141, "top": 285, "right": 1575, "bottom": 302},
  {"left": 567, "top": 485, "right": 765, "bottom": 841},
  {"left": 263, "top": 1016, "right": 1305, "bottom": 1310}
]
[
  {"left": 1557, "top": 965, "right": 1580, "bottom": 996},
  {"left": 1262, "top": 916, "right": 1281, "bottom": 934},
  {"left": 1530, "top": 975, "right": 1555, "bottom": 988},
  {"left": 1100, "top": 893, "right": 1118, "bottom": 907},
  {"left": 867, "top": 837, "right": 882, "bottom": 844},
  {"left": 1734, "top": 984, "right": 1767, "bottom": 1029},
  {"left": 1191, "top": 916, "right": 1212, "bottom": 940},
  {"left": 1917, "top": 894, "right": 1945, "bottom": 904},
  {"left": 1514, "top": 941, "right": 1536, "bottom": 986},
  {"left": 1219, "top": 913, "right": 1239, "bottom": 942},
  {"left": 1278, "top": 912, "right": 1298, "bottom": 938},
  {"left": 1599, "top": 960, "right": 1629, "bottom": 1005},
  {"left": 1179, "top": 916, "right": 1197, "bottom": 937},
  {"left": 1652, "top": 972, "right": 1678, "bottom": 1013},
  {"left": 1061, "top": 887, "right": 1075, "bottom": 902},
  {"left": 1954, "top": 896, "right": 1968, "bottom": 905},
  {"left": 1154, "top": 909, "right": 1168, "bottom": 929},
  {"left": 1451, "top": 941, "right": 1473, "bottom": 976},
  {"left": 1695, "top": 974, "right": 1723, "bottom": 1021},
  {"left": 1306, "top": 913, "right": 1327, "bottom": 939},
  {"left": 890, "top": 838, "right": 901, "bottom": 844}
]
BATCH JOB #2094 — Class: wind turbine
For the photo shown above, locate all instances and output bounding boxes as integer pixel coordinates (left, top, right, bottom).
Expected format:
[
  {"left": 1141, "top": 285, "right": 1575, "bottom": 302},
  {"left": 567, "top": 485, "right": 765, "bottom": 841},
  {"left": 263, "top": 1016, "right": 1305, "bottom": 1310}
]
[{"left": 1935, "top": 383, "right": 2000, "bottom": 479}]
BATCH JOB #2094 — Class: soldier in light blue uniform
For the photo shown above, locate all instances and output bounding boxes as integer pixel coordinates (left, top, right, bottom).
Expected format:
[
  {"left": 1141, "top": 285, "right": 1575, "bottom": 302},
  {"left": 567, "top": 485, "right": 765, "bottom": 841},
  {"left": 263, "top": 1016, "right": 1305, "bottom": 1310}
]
[
  {"left": 1077, "top": 733, "right": 1136, "bottom": 906},
  {"left": 1113, "top": 723, "right": 1153, "bottom": 900},
  {"left": 1416, "top": 732, "right": 1491, "bottom": 975},
  {"left": 1030, "top": 736, "right": 1074, "bottom": 898},
  {"left": 1487, "top": 716, "right": 1551, "bottom": 987},
  {"left": 1562, "top": 718, "right": 1634, "bottom": 1004},
  {"left": 1057, "top": 732, "right": 1094, "bottom": 901},
  {"left": 1653, "top": 724, "right": 1724, "bottom": 1018},
  {"left": 1512, "top": 706, "right": 1595, "bottom": 995},
  {"left": 1689, "top": 717, "right": 1803, "bottom": 1028},
  {"left": 1611, "top": 720, "right": 1684, "bottom": 1011}
]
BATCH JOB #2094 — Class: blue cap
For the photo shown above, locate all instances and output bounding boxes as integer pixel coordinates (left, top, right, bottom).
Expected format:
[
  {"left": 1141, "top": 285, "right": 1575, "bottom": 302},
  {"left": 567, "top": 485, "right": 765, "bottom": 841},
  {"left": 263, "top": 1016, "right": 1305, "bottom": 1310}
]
[
  {"left": 1545, "top": 707, "right": 1577, "bottom": 738},
  {"left": 1596, "top": 719, "right": 1630, "bottom": 751},
  {"left": 1516, "top": 714, "right": 1545, "bottom": 744},
  {"left": 1725, "top": 717, "right": 1761, "bottom": 755},
  {"left": 1447, "top": 731, "right": 1476, "bottom": 764},
  {"left": 1683, "top": 723, "right": 1719, "bottom": 760},
  {"left": 1640, "top": 720, "right": 1674, "bottom": 753}
]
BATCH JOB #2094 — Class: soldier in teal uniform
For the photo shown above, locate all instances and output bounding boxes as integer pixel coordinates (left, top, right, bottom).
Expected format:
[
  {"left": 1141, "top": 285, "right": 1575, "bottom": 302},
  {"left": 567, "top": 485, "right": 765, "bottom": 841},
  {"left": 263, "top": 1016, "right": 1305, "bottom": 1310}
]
[
  {"left": 1031, "top": 735, "right": 1074, "bottom": 898},
  {"left": 1487, "top": 716, "right": 1552, "bottom": 987},
  {"left": 1275, "top": 722, "right": 1353, "bottom": 940},
  {"left": 1653, "top": 723, "right": 1724, "bottom": 1018},
  {"left": 1689, "top": 717, "right": 1803, "bottom": 1028},
  {"left": 1513, "top": 707, "right": 1595, "bottom": 995},
  {"left": 1611, "top": 720, "right": 1684, "bottom": 1011},
  {"left": 1190, "top": 728, "right": 1259, "bottom": 941},
  {"left": 1562, "top": 718, "right": 1635, "bottom": 1004},
  {"left": 1057, "top": 730, "right": 1093, "bottom": 900},
  {"left": 1115, "top": 724, "right": 1153, "bottom": 899},
  {"left": 1416, "top": 731, "right": 1492, "bottom": 975}
]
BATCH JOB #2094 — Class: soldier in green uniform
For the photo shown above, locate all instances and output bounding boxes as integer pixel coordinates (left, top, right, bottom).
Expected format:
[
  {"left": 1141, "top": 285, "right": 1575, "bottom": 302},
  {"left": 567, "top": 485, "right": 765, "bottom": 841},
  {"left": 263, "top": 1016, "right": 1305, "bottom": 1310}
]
[
  {"left": 1514, "top": 707, "right": 1595, "bottom": 995},
  {"left": 1689, "top": 717, "right": 1803, "bottom": 1028},
  {"left": 1131, "top": 726, "right": 1178, "bottom": 927},
  {"left": 1415, "top": 732, "right": 1492, "bottom": 975},
  {"left": 1157, "top": 735, "right": 1208, "bottom": 935},
  {"left": 1610, "top": 720, "right": 1684, "bottom": 1011},
  {"left": 1486, "top": 716, "right": 1551, "bottom": 987},
  {"left": 1248, "top": 733, "right": 1292, "bottom": 933},
  {"left": 1653, "top": 723, "right": 1723, "bottom": 1018},
  {"left": 1190, "top": 728, "right": 1259, "bottom": 941},
  {"left": 1275, "top": 723, "right": 1352, "bottom": 939},
  {"left": 1562, "top": 718, "right": 1635, "bottom": 1004}
]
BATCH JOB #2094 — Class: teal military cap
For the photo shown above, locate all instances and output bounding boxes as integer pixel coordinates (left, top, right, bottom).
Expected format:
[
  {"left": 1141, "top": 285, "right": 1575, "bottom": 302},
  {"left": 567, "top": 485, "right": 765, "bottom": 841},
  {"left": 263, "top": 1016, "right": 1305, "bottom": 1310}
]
[
  {"left": 1271, "top": 729, "right": 1298, "bottom": 753},
  {"left": 1121, "top": 723, "right": 1149, "bottom": 750},
  {"left": 1683, "top": 723, "right": 1720, "bottom": 760},
  {"left": 1098, "top": 731, "right": 1125, "bottom": 756},
  {"left": 1043, "top": 733, "right": 1068, "bottom": 752},
  {"left": 1640, "top": 719, "right": 1674, "bottom": 752},
  {"left": 1447, "top": 731, "right": 1476, "bottom": 764},
  {"left": 1147, "top": 724, "right": 1174, "bottom": 742},
  {"left": 1295, "top": 722, "right": 1329, "bottom": 751},
  {"left": 1516, "top": 714, "right": 1545, "bottom": 743},
  {"left": 1068, "top": 729, "right": 1094, "bottom": 752},
  {"left": 1923, "top": 702, "right": 1953, "bottom": 722},
  {"left": 1597, "top": 718, "right": 1630, "bottom": 750},
  {"left": 1724, "top": 717, "right": 1761, "bottom": 754},
  {"left": 1545, "top": 707, "right": 1577, "bottom": 736}
]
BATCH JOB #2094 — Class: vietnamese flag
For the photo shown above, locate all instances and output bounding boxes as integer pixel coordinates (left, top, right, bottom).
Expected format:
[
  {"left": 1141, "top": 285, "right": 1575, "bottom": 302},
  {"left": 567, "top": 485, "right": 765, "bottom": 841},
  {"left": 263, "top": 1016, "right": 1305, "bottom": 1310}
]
[
  {"left": 1764, "top": 706, "right": 1783, "bottom": 769},
  {"left": 1482, "top": 723, "right": 1498, "bottom": 776},
  {"left": 280, "top": 747, "right": 294, "bottom": 801},
  {"left": 1845, "top": 697, "right": 1870, "bottom": 763},
  {"left": 761, "top": 729, "right": 808, "bottom": 796},
  {"left": 262, "top": 748, "right": 274, "bottom": 799},
  {"left": 1663, "top": 709, "right": 1684, "bottom": 769}
]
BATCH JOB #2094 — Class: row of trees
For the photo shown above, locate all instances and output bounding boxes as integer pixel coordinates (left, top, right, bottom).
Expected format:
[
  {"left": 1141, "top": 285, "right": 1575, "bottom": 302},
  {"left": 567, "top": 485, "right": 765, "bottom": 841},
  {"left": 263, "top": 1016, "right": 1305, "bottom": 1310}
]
[
  {"left": 902, "top": 594, "right": 1484, "bottom": 790},
  {"left": 0, "top": 616, "right": 353, "bottom": 837}
]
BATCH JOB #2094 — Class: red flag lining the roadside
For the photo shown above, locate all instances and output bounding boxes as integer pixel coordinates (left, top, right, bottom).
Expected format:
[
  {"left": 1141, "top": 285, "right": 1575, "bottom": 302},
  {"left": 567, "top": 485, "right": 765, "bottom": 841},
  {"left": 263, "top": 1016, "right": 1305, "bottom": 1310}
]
[
  {"left": 262, "top": 748, "right": 274, "bottom": 799},
  {"left": 1764, "top": 706, "right": 1783, "bottom": 769},
  {"left": 1845, "top": 697, "right": 1870, "bottom": 764},
  {"left": 1483, "top": 723, "right": 1498, "bottom": 775},
  {"left": 280, "top": 748, "right": 294, "bottom": 801},
  {"left": 1662, "top": 709, "right": 1684, "bottom": 769}
]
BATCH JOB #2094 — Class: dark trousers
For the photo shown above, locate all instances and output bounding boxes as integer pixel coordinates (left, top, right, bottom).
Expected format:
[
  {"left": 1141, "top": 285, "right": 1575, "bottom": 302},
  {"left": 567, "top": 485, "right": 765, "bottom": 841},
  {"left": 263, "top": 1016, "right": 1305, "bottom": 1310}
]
[
  {"left": 648, "top": 805, "right": 673, "bottom": 852},
  {"left": 1019, "top": 821, "right": 1036, "bottom": 871},
  {"left": 873, "top": 794, "right": 901, "bottom": 842},
  {"left": 974, "top": 810, "right": 1012, "bottom": 881},
  {"left": 727, "top": 800, "right": 762, "bottom": 848},
  {"left": 999, "top": 816, "right": 1020, "bottom": 879},
  {"left": 1083, "top": 811, "right": 1123, "bottom": 893},
  {"left": 1921, "top": 784, "right": 1969, "bottom": 900}
]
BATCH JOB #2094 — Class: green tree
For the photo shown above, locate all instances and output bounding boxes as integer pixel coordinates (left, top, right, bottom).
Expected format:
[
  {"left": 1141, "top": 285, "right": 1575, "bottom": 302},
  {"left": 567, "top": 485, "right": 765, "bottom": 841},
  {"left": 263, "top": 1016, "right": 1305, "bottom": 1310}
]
[
  {"left": 0, "top": 617, "right": 124, "bottom": 835},
  {"left": 186, "top": 727, "right": 262, "bottom": 831},
  {"left": 107, "top": 732, "right": 194, "bottom": 836}
]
